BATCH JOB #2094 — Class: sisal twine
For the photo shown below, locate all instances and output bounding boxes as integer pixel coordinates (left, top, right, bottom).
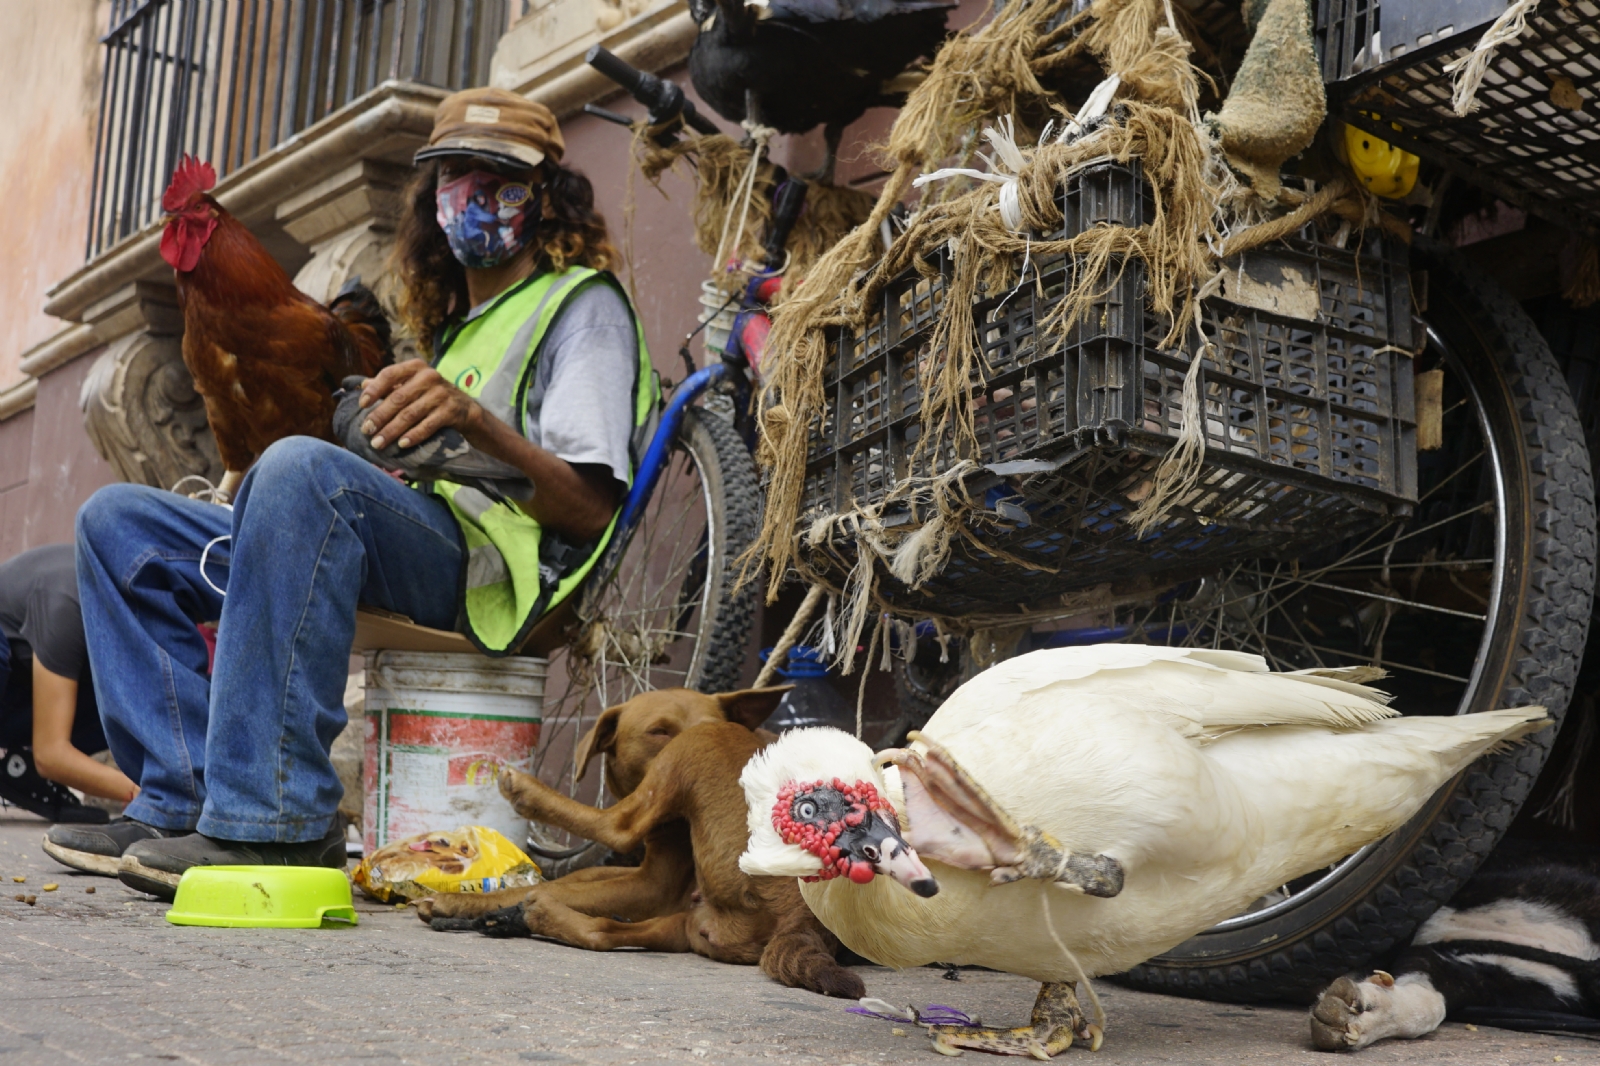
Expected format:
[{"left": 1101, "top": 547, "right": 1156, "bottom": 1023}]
[
  {"left": 750, "top": 0, "right": 1370, "bottom": 631},
  {"left": 1565, "top": 238, "right": 1600, "bottom": 308},
  {"left": 1444, "top": 0, "right": 1542, "bottom": 117},
  {"left": 753, "top": 584, "right": 827, "bottom": 688},
  {"left": 634, "top": 130, "right": 875, "bottom": 285}
]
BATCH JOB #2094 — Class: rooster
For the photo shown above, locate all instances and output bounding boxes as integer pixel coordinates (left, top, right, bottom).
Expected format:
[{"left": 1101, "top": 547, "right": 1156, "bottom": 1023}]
[
  {"left": 738, "top": 645, "right": 1551, "bottom": 1057},
  {"left": 686, "top": 0, "right": 955, "bottom": 179},
  {"left": 159, "top": 156, "right": 393, "bottom": 501}
]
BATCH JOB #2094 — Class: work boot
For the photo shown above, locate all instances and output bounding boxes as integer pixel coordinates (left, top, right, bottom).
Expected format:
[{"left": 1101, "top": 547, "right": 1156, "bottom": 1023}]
[
  {"left": 119, "top": 824, "right": 348, "bottom": 900},
  {"left": 43, "top": 817, "right": 184, "bottom": 876},
  {"left": 0, "top": 747, "right": 110, "bottom": 825}
]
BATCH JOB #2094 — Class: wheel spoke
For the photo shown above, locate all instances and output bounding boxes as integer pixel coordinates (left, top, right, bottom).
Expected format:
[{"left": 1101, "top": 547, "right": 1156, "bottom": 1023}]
[
  {"left": 1253, "top": 632, "right": 1470, "bottom": 684},
  {"left": 1235, "top": 569, "right": 1487, "bottom": 621}
]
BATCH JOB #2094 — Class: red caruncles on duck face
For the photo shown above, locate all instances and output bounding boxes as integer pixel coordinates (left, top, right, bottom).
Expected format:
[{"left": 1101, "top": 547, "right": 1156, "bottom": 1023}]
[{"left": 771, "top": 778, "right": 893, "bottom": 881}]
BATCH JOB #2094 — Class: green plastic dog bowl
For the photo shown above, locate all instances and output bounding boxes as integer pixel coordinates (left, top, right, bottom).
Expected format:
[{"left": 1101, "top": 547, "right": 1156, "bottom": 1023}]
[{"left": 166, "top": 866, "right": 359, "bottom": 928}]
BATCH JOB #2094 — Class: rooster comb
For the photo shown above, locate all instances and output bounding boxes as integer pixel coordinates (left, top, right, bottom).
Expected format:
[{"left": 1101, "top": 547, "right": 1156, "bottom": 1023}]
[{"left": 162, "top": 155, "right": 217, "bottom": 213}]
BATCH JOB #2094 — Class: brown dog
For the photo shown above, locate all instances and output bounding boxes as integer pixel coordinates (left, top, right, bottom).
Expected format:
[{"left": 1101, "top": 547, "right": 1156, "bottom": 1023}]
[{"left": 419, "top": 687, "right": 864, "bottom": 998}]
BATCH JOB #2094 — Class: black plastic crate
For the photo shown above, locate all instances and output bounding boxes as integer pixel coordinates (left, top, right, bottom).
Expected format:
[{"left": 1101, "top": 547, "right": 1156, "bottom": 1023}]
[
  {"left": 1318, "top": 0, "right": 1600, "bottom": 236},
  {"left": 799, "top": 162, "right": 1417, "bottom": 616}
]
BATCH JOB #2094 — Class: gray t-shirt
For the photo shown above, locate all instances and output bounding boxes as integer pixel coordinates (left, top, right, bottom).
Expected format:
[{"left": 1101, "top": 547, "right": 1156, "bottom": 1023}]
[
  {"left": 0, "top": 543, "right": 88, "bottom": 679},
  {"left": 457, "top": 278, "right": 639, "bottom": 492},
  {"left": 524, "top": 280, "right": 639, "bottom": 491}
]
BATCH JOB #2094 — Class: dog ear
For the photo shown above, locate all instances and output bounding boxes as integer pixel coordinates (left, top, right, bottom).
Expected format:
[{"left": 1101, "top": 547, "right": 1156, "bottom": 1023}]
[
  {"left": 574, "top": 705, "right": 624, "bottom": 781},
  {"left": 715, "top": 685, "right": 794, "bottom": 732}
]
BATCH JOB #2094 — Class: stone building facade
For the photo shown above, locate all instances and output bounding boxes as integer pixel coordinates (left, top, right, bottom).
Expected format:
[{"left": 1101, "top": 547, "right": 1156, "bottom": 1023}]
[{"left": 0, "top": 0, "right": 893, "bottom": 561}]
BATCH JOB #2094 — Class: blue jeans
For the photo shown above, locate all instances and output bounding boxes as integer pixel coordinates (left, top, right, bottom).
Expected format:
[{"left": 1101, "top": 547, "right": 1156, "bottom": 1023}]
[{"left": 76, "top": 437, "right": 463, "bottom": 842}]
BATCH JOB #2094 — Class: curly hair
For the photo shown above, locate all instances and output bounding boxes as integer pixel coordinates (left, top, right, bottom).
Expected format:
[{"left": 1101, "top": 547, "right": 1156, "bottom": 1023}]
[{"left": 390, "top": 160, "right": 620, "bottom": 355}]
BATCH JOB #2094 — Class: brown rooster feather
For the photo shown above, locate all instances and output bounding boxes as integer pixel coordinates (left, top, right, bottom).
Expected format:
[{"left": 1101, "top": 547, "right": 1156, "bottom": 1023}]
[{"left": 159, "top": 156, "right": 393, "bottom": 499}]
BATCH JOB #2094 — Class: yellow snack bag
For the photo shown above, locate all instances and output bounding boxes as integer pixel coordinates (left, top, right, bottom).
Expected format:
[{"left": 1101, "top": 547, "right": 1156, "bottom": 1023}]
[{"left": 352, "top": 825, "right": 542, "bottom": 903}]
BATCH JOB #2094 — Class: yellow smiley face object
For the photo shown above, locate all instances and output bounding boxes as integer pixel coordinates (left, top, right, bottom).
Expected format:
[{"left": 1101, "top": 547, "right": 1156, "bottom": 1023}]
[{"left": 1344, "top": 113, "right": 1420, "bottom": 199}]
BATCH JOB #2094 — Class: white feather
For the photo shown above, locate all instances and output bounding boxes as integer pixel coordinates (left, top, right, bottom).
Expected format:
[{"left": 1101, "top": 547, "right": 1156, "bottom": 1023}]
[{"left": 739, "top": 727, "right": 884, "bottom": 878}]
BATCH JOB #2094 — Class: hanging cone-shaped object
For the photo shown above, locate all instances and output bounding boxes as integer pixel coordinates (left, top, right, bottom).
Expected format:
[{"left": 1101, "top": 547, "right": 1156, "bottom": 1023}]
[{"left": 1212, "top": 0, "right": 1326, "bottom": 199}]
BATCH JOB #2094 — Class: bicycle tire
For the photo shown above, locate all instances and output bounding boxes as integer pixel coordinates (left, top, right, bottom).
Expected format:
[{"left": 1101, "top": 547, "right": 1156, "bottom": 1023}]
[{"left": 1116, "top": 237, "right": 1596, "bottom": 1003}]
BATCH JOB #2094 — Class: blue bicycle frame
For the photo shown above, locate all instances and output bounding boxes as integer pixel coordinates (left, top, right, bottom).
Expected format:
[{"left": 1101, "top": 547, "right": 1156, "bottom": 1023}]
[{"left": 614, "top": 360, "right": 737, "bottom": 539}]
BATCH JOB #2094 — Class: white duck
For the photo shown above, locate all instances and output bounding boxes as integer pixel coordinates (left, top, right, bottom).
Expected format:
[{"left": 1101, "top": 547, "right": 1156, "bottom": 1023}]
[{"left": 738, "top": 645, "right": 1549, "bottom": 1057}]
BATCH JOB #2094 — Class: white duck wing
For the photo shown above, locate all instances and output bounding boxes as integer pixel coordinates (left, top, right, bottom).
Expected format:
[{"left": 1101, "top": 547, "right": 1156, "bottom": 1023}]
[
  {"left": 1202, "top": 705, "right": 1551, "bottom": 884},
  {"left": 927, "top": 646, "right": 1397, "bottom": 739}
]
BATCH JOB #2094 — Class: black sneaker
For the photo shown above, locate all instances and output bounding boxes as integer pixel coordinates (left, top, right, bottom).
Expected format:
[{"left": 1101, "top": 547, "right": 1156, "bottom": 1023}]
[
  {"left": 119, "top": 824, "right": 348, "bottom": 900},
  {"left": 43, "top": 817, "right": 184, "bottom": 876},
  {"left": 0, "top": 747, "right": 110, "bottom": 825}
]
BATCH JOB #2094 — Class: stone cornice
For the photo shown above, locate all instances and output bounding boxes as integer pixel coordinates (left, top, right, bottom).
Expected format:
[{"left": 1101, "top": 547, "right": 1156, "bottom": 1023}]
[
  {"left": 0, "top": 379, "right": 39, "bottom": 422},
  {"left": 18, "top": 323, "right": 99, "bottom": 380},
  {"left": 44, "top": 80, "right": 448, "bottom": 325},
  {"left": 495, "top": 2, "right": 697, "bottom": 118}
]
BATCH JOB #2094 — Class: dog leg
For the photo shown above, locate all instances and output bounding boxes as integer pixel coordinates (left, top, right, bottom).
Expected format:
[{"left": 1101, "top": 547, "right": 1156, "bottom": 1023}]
[
  {"left": 518, "top": 889, "right": 695, "bottom": 952},
  {"left": 499, "top": 766, "right": 678, "bottom": 855},
  {"left": 418, "top": 885, "right": 534, "bottom": 924},
  {"left": 760, "top": 902, "right": 866, "bottom": 999}
]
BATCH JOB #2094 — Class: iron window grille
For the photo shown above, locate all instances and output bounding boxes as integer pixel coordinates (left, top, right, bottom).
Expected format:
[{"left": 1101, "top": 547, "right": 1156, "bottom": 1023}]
[{"left": 87, "top": 0, "right": 527, "bottom": 260}]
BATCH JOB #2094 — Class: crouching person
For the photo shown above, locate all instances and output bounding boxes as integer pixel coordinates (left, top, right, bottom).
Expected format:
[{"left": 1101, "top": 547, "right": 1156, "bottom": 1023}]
[
  {"left": 0, "top": 544, "right": 137, "bottom": 833},
  {"left": 60, "top": 89, "right": 652, "bottom": 898}
]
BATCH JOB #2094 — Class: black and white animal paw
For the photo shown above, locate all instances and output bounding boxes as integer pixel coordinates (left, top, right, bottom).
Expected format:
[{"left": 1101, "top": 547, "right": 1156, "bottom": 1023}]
[{"left": 1310, "top": 970, "right": 1446, "bottom": 1052}]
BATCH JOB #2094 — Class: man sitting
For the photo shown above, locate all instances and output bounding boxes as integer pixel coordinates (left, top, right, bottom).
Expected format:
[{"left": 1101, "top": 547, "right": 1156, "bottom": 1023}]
[{"left": 50, "top": 89, "right": 653, "bottom": 897}]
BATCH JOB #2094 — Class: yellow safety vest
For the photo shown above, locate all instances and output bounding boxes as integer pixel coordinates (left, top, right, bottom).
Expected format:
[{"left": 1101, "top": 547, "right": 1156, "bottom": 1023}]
[{"left": 428, "top": 267, "right": 657, "bottom": 655}]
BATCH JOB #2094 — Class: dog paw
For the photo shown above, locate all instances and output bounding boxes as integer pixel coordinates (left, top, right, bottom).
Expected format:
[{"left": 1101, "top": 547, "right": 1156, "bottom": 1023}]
[
  {"left": 497, "top": 767, "right": 545, "bottom": 813},
  {"left": 418, "top": 892, "right": 485, "bottom": 922},
  {"left": 812, "top": 964, "right": 867, "bottom": 1000}
]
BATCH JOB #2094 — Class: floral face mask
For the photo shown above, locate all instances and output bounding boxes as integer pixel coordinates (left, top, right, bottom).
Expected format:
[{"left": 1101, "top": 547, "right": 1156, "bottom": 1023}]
[{"left": 435, "top": 170, "right": 540, "bottom": 269}]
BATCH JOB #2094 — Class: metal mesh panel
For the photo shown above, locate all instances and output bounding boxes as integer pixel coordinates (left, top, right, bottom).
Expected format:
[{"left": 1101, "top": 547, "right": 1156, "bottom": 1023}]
[{"left": 1319, "top": 0, "right": 1600, "bottom": 236}]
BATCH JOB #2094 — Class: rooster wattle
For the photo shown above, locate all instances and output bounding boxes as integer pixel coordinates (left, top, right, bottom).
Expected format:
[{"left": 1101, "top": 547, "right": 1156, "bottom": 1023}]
[
  {"left": 160, "top": 156, "right": 393, "bottom": 502},
  {"left": 738, "top": 645, "right": 1550, "bottom": 1056}
]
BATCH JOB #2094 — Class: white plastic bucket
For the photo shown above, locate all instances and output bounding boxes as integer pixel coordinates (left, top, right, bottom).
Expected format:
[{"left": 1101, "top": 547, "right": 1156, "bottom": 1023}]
[
  {"left": 699, "top": 278, "right": 738, "bottom": 358},
  {"left": 361, "top": 650, "right": 545, "bottom": 853}
]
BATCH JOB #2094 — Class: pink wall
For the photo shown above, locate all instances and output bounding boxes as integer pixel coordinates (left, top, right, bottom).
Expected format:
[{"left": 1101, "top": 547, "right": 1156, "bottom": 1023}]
[
  {"left": 0, "top": 1, "right": 105, "bottom": 392},
  {"left": 0, "top": 353, "right": 119, "bottom": 559}
]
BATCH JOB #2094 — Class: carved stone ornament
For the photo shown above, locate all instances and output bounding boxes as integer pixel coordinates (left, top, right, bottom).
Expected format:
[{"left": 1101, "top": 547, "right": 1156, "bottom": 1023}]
[{"left": 80, "top": 329, "right": 223, "bottom": 492}]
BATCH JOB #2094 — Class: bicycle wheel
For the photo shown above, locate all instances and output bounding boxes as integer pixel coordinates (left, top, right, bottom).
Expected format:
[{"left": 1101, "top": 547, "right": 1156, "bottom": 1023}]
[
  {"left": 525, "top": 404, "right": 760, "bottom": 872},
  {"left": 1106, "top": 238, "right": 1595, "bottom": 1002}
]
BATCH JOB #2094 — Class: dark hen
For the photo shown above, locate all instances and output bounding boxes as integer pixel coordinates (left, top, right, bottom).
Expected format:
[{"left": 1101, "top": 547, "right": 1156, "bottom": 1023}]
[{"left": 687, "top": 0, "right": 955, "bottom": 176}]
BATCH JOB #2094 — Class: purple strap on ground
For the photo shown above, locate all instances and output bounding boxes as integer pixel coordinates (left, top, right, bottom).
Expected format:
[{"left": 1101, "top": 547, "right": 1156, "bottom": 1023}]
[{"left": 846, "top": 1005, "right": 976, "bottom": 1026}]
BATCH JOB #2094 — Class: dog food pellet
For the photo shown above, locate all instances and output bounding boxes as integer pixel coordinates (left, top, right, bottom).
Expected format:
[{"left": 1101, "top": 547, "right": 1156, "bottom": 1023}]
[
  {"left": 84, "top": 887, "right": 95, "bottom": 894},
  {"left": 42, "top": 884, "right": 57, "bottom": 892},
  {"left": 11, "top": 876, "right": 23, "bottom": 883},
  {"left": 11, "top": 894, "right": 22, "bottom": 903},
  {"left": 23, "top": 895, "right": 35, "bottom": 905},
  {"left": 1465, "top": 1024, "right": 1478, "bottom": 1032},
  {"left": 892, "top": 1028, "right": 908, "bottom": 1037}
]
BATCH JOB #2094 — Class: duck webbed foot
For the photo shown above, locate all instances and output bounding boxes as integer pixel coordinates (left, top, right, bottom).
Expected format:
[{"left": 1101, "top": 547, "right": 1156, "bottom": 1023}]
[
  {"left": 881, "top": 733, "right": 1124, "bottom": 898},
  {"left": 929, "top": 982, "right": 1102, "bottom": 1058}
]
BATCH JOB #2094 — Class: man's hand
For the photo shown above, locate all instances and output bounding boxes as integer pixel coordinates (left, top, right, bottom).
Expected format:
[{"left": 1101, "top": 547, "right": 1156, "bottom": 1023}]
[
  {"left": 353, "top": 358, "right": 619, "bottom": 541},
  {"left": 359, "top": 359, "right": 481, "bottom": 451}
]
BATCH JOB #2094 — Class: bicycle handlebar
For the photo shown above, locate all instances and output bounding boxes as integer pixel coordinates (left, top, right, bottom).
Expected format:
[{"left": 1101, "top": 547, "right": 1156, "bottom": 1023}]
[{"left": 585, "top": 46, "right": 722, "bottom": 137}]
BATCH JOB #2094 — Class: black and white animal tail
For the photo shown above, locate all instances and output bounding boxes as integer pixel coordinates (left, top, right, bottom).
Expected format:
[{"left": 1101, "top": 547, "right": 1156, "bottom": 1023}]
[{"left": 1311, "top": 861, "right": 1600, "bottom": 1051}]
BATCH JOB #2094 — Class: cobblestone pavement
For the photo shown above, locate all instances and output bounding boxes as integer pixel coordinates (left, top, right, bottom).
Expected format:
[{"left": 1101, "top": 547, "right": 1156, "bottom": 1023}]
[{"left": 0, "top": 815, "right": 1593, "bottom": 1065}]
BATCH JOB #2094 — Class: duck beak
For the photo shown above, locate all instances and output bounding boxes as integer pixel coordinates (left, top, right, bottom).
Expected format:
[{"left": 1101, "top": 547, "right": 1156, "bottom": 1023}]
[{"left": 854, "top": 811, "right": 939, "bottom": 897}]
